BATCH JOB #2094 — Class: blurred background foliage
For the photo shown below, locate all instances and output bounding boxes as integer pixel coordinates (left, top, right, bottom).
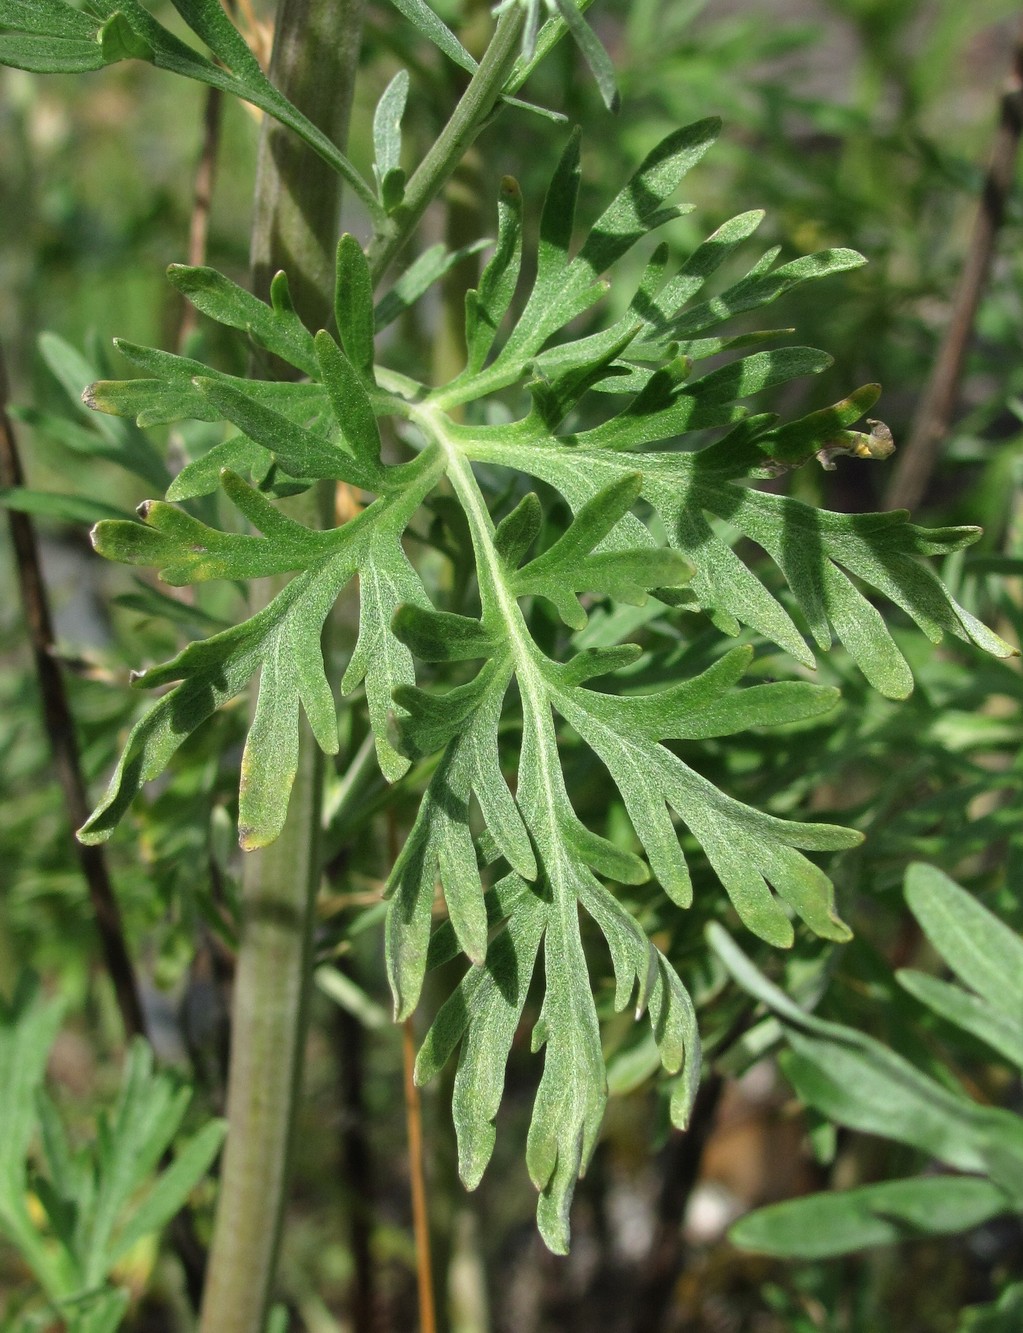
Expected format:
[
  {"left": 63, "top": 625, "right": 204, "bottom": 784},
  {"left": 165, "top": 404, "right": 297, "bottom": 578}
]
[{"left": 2, "top": 0, "right": 1023, "bottom": 1329}]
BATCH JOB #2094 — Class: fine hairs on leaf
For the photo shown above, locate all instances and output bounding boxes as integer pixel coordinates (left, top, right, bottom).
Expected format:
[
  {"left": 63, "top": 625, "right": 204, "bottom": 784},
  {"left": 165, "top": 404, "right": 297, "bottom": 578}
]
[{"left": 74, "top": 118, "right": 1015, "bottom": 1250}]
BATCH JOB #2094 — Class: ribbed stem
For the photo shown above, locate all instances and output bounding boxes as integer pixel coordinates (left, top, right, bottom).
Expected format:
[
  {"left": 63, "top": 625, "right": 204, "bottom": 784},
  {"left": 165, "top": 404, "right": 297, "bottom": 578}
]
[
  {"left": 198, "top": 689, "right": 325, "bottom": 1331},
  {"left": 251, "top": 0, "right": 367, "bottom": 330},
  {"left": 199, "top": 2, "right": 365, "bottom": 1329}
]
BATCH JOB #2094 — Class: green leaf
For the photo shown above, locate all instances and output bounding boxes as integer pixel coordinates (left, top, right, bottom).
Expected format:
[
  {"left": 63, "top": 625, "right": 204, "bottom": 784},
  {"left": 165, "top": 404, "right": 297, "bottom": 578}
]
[
  {"left": 86, "top": 339, "right": 324, "bottom": 429},
  {"left": 483, "top": 121, "right": 720, "bottom": 382},
  {"left": 167, "top": 0, "right": 265, "bottom": 84},
  {"left": 340, "top": 467, "right": 442, "bottom": 781},
  {"left": 109, "top": 1117, "right": 225, "bottom": 1263},
  {"left": 509, "top": 474, "right": 692, "bottom": 628},
  {"left": 392, "top": 604, "right": 498, "bottom": 661},
  {"left": 0, "top": 488, "right": 131, "bottom": 524},
  {"left": 374, "top": 241, "right": 490, "bottom": 332},
  {"left": 709, "top": 925, "right": 1023, "bottom": 1183},
  {"left": 387, "top": 669, "right": 535, "bottom": 1009},
  {"left": 464, "top": 177, "right": 524, "bottom": 375},
  {"left": 730, "top": 1176, "right": 1013, "bottom": 1259},
  {"left": 0, "top": 33, "right": 105, "bottom": 73},
  {"left": 550, "top": 0, "right": 619, "bottom": 112},
  {"left": 671, "top": 246, "right": 867, "bottom": 342},
  {"left": 165, "top": 435, "right": 269, "bottom": 501},
  {"left": 465, "top": 432, "right": 1015, "bottom": 687},
  {"left": 333, "top": 237, "right": 376, "bottom": 378},
  {"left": 0, "top": 976, "right": 67, "bottom": 1295},
  {"left": 575, "top": 118, "right": 719, "bottom": 282},
  {"left": 37, "top": 333, "right": 169, "bottom": 492},
  {"left": 0, "top": 0, "right": 97, "bottom": 40},
  {"left": 415, "top": 877, "right": 545, "bottom": 1184},
  {"left": 98, "top": 11, "right": 154, "bottom": 62},
  {"left": 527, "top": 901, "right": 606, "bottom": 1253},
  {"left": 373, "top": 68, "right": 408, "bottom": 207},
  {"left": 167, "top": 265, "right": 318, "bottom": 376},
  {"left": 93, "top": 475, "right": 336, "bottom": 585},
  {"left": 904, "top": 863, "right": 1023, "bottom": 1024},
  {"left": 386, "top": 0, "right": 477, "bottom": 73},
  {"left": 314, "top": 330, "right": 383, "bottom": 477},
  {"left": 81, "top": 1041, "right": 193, "bottom": 1285},
  {"left": 897, "top": 969, "right": 1023, "bottom": 1068},
  {"left": 551, "top": 654, "right": 856, "bottom": 944},
  {"left": 79, "top": 539, "right": 357, "bottom": 847},
  {"left": 78, "top": 120, "right": 1018, "bottom": 1261}
]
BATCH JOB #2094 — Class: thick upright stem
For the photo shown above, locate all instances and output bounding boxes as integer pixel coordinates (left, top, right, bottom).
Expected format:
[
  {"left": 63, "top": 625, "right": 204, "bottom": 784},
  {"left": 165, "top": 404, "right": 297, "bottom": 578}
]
[
  {"left": 251, "top": 0, "right": 366, "bottom": 329},
  {"left": 199, "top": 3, "right": 365, "bottom": 1329},
  {"left": 199, "top": 704, "right": 325, "bottom": 1332}
]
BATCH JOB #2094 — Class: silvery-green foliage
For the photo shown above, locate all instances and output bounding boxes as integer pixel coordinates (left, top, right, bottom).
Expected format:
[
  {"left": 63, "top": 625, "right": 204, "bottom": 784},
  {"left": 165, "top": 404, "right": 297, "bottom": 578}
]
[
  {"left": 720, "top": 865, "right": 1023, "bottom": 1302},
  {"left": 0, "top": 977, "right": 225, "bottom": 1330},
  {"left": 74, "top": 121, "right": 1012, "bottom": 1249}
]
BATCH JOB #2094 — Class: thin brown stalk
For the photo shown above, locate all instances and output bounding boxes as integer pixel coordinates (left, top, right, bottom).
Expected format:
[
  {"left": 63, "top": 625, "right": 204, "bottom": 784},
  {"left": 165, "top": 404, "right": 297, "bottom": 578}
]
[
  {"left": 177, "top": 85, "right": 225, "bottom": 352},
  {"left": 884, "top": 22, "right": 1023, "bottom": 513},
  {"left": 403, "top": 1016, "right": 437, "bottom": 1333},
  {"left": 0, "top": 345, "right": 147, "bottom": 1043}
]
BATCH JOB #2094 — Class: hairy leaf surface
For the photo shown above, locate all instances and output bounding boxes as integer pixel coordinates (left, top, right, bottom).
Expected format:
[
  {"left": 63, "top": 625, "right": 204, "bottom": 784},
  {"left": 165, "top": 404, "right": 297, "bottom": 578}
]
[{"left": 77, "top": 124, "right": 1014, "bottom": 1248}]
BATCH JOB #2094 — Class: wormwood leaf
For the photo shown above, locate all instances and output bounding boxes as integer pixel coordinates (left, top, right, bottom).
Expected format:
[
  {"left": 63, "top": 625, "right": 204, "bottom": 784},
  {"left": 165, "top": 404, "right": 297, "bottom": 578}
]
[
  {"left": 464, "top": 428, "right": 1014, "bottom": 693},
  {"left": 719, "top": 870, "right": 1023, "bottom": 1261},
  {"left": 386, "top": 0, "right": 476, "bottom": 74},
  {"left": 373, "top": 239, "right": 491, "bottom": 331},
  {"left": 79, "top": 124, "right": 1015, "bottom": 1254},
  {"left": 78, "top": 546, "right": 354, "bottom": 849},
  {"left": 339, "top": 483, "right": 440, "bottom": 782},
  {"left": 94, "top": 472, "right": 337, "bottom": 585},
  {"left": 37, "top": 332, "right": 170, "bottom": 492},
  {"left": 709, "top": 922, "right": 1023, "bottom": 1186},
  {"left": 372, "top": 68, "right": 409, "bottom": 211},
  {"left": 475, "top": 119, "right": 721, "bottom": 389},
  {"left": 167, "top": 265, "right": 318, "bottom": 376},
  {"left": 509, "top": 475, "right": 693, "bottom": 628},
  {"left": 333, "top": 239, "right": 376, "bottom": 378},
  {"left": 86, "top": 340, "right": 326, "bottom": 430},
  {"left": 385, "top": 663, "right": 534, "bottom": 1009},
  {"left": 729, "top": 1177, "right": 1014, "bottom": 1260},
  {"left": 463, "top": 177, "right": 523, "bottom": 376}
]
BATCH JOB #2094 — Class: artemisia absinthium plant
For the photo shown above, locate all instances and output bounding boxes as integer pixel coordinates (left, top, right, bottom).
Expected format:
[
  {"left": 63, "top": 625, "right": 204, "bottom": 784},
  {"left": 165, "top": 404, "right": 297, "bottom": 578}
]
[{"left": 3, "top": 0, "right": 1013, "bottom": 1252}]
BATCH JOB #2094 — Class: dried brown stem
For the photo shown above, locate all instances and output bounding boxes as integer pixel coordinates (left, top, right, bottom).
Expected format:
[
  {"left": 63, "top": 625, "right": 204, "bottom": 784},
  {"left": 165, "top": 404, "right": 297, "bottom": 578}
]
[
  {"left": 884, "top": 23, "right": 1023, "bottom": 512},
  {"left": 0, "top": 345, "right": 147, "bottom": 1043}
]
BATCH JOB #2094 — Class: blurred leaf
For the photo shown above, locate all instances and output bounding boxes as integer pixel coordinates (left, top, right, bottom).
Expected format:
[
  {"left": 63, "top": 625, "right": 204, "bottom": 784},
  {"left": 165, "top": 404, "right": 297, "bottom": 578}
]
[
  {"left": 730, "top": 1176, "right": 1014, "bottom": 1259},
  {"left": 0, "top": 488, "right": 131, "bottom": 524}
]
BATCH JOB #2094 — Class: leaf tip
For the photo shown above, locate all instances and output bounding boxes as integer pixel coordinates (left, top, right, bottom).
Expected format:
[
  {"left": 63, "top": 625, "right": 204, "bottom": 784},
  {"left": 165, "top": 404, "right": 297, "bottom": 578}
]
[
  {"left": 76, "top": 820, "right": 106, "bottom": 846},
  {"left": 238, "top": 826, "right": 264, "bottom": 852}
]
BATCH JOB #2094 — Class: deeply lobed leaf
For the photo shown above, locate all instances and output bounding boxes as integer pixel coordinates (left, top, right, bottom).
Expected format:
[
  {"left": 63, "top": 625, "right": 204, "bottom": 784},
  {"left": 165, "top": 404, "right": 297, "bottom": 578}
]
[{"left": 76, "top": 122, "right": 1016, "bottom": 1250}]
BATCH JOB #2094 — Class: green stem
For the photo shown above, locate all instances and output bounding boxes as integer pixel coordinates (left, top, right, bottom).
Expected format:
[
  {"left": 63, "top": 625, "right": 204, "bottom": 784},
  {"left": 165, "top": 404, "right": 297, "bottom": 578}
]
[
  {"left": 199, "top": 2, "right": 365, "bottom": 1329},
  {"left": 199, "top": 661, "right": 325, "bottom": 1332},
  {"left": 367, "top": 6, "right": 524, "bottom": 284},
  {"left": 251, "top": 0, "right": 367, "bottom": 330}
]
